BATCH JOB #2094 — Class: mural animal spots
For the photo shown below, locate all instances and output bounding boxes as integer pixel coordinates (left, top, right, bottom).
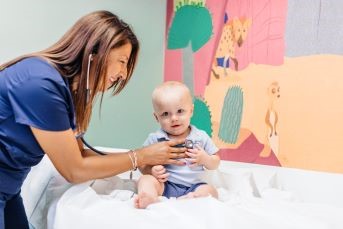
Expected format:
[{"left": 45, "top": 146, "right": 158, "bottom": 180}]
[{"left": 212, "top": 15, "right": 252, "bottom": 78}]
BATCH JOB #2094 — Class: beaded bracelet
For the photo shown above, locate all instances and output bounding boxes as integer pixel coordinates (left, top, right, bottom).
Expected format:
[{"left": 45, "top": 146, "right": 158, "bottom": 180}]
[{"left": 128, "top": 150, "right": 137, "bottom": 179}]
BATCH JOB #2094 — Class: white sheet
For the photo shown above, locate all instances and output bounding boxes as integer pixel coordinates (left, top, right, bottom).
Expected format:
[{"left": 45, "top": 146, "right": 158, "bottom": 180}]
[
  {"left": 23, "top": 154, "right": 343, "bottom": 229},
  {"left": 47, "top": 170, "right": 343, "bottom": 229},
  {"left": 49, "top": 182, "right": 343, "bottom": 229}
]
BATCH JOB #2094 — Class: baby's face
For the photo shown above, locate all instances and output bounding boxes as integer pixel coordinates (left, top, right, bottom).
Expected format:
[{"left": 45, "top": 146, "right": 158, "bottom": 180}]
[{"left": 153, "top": 91, "right": 193, "bottom": 138}]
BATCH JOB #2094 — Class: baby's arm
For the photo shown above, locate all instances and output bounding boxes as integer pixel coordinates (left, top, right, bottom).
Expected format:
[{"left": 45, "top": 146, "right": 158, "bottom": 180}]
[
  {"left": 202, "top": 153, "right": 220, "bottom": 170},
  {"left": 186, "top": 146, "right": 220, "bottom": 170},
  {"left": 151, "top": 165, "right": 169, "bottom": 183},
  {"left": 139, "top": 165, "right": 169, "bottom": 182}
]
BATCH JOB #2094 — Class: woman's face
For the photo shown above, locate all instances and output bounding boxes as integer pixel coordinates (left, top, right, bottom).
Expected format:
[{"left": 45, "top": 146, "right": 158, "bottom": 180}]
[{"left": 105, "top": 42, "right": 132, "bottom": 90}]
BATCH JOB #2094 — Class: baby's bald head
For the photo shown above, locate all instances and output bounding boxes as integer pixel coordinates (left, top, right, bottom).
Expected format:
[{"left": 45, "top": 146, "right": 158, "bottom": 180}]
[{"left": 152, "top": 81, "right": 193, "bottom": 111}]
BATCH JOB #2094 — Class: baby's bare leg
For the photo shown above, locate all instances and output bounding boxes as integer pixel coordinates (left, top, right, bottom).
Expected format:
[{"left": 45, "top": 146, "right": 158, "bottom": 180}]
[
  {"left": 134, "top": 175, "right": 164, "bottom": 209},
  {"left": 194, "top": 184, "right": 218, "bottom": 198},
  {"left": 178, "top": 184, "right": 218, "bottom": 199}
]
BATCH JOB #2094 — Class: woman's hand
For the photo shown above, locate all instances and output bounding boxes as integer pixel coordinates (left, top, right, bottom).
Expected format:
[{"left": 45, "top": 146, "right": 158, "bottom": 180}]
[
  {"left": 136, "top": 139, "right": 187, "bottom": 167},
  {"left": 151, "top": 165, "right": 169, "bottom": 182}
]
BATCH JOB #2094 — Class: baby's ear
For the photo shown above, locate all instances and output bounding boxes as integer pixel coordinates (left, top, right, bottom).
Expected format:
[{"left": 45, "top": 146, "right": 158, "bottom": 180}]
[{"left": 153, "top": 113, "right": 159, "bottom": 122}]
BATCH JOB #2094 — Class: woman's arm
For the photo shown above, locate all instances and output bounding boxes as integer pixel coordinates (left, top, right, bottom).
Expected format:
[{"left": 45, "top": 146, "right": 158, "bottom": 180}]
[
  {"left": 139, "top": 165, "right": 153, "bottom": 175},
  {"left": 76, "top": 138, "right": 99, "bottom": 157},
  {"left": 31, "top": 127, "right": 186, "bottom": 183}
]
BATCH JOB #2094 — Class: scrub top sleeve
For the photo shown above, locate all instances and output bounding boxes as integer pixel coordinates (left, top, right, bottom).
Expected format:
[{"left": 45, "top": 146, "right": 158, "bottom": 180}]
[{"left": 7, "top": 77, "right": 72, "bottom": 131}]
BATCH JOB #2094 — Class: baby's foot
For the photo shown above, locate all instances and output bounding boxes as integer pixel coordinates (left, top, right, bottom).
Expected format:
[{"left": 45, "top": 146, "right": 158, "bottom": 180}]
[{"left": 134, "top": 192, "right": 159, "bottom": 209}]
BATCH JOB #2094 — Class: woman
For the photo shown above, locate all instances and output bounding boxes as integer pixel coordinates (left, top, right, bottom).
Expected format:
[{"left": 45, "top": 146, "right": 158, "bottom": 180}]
[{"left": 0, "top": 10, "right": 185, "bottom": 228}]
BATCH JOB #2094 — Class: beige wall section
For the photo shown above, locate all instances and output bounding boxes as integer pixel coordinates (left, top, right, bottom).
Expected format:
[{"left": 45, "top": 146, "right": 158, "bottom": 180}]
[
  {"left": 205, "top": 55, "right": 343, "bottom": 173},
  {"left": 1, "top": 0, "right": 166, "bottom": 149}
]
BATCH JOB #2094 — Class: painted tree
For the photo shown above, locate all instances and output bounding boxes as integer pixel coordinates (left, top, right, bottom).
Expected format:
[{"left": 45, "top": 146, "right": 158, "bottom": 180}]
[{"left": 167, "top": 0, "right": 213, "bottom": 95}]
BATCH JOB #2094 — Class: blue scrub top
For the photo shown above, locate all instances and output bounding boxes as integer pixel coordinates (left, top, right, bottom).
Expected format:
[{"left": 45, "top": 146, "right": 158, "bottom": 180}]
[{"left": 0, "top": 57, "right": 75, "bottom": 194}]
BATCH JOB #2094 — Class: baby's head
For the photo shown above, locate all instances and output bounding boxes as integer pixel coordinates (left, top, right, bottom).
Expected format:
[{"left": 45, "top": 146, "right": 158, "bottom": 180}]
[{"left": 152, "top": 81, "right": 193, "bottom": 138}]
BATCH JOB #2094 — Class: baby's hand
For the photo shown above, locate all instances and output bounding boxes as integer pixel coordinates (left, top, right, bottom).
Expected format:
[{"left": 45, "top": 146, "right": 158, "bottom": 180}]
[
  {"left": 185, "top": 145, "right": 209, "bottom": 167},
  {"left": 151, "top": 165, "right": 169, "bottom": 183}
]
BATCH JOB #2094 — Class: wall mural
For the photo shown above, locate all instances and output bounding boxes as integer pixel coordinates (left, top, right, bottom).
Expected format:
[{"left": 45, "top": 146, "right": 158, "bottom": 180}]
[{"left": 164, "top": 0, "right": 343, "bottom": 174}]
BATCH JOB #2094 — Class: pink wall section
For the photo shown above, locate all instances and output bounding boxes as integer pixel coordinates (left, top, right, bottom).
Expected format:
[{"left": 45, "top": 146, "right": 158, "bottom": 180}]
[
  {"left": 163, "top": 0, "right": 343, "bottom": 173},
  {"left": 213, "top": 0, "right": 287, "bottom": 69},
  {"left": 164, "top": 0, "right": 287, "bottom": 96},
  {"left": 240, "top": 0, "right": 287, "bottom": 66},
  {"left": 193, "top": 0, "right": 227, "bottom": 96},
  {"left": 164, "top": 0, "right": 227, "bottom": 96},
  {"left": 164, "top": 0, "right": 183, "bottom": 82}
]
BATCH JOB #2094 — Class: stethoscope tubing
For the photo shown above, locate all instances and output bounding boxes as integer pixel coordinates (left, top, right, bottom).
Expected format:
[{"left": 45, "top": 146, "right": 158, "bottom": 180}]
[{"left": 79, "top": 136, "right": 106, "bottom": 155}]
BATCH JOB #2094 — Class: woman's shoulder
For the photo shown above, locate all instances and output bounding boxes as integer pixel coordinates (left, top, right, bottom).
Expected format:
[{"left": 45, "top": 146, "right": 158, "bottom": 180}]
[
  {"left": 19, "top": 57, "right": 60, "bottom": 77},
  {"left": 7, "top": 57, "right": 65, "bottom": 87}
]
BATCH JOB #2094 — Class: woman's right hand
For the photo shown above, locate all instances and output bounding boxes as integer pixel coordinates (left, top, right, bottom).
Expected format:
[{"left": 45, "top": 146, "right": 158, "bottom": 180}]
[{"left": 136, "top": 139, "right": 187, "bottom": 167}]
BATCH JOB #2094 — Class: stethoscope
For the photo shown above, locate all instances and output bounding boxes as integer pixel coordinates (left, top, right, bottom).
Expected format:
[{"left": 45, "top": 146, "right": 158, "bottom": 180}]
[
  {"left": 157, "top": 137, "right": 194, "bottom": 149},
  {"left": 76, "top": 54, "right": 137, "bottom": 198},
  {"left": 75, "top": 53, "right": 107, "bottom": 156},
  {"left": 77, "top": 135, "right": 195, "bottom": 156},
  {"left": 75, "top": 132, "right": 106, "bottom": 155},
  {"left": 78, "top": 54, "right": 196, "bottom": 155}
]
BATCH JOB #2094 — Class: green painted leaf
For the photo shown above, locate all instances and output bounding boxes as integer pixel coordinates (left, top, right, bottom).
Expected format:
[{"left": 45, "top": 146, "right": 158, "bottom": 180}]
[{"left": 168, "top": 5, "right": 213, "bottom": 52}]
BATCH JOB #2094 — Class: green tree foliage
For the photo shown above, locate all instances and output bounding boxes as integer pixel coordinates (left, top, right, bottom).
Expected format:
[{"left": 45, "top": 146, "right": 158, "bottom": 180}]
[{"left": 168, "top": 5, "right": 212, "bottom": 52}]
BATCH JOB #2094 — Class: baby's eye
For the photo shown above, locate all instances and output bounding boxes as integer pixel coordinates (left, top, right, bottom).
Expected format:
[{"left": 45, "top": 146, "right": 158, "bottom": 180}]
[
  {"left": 177, "top": 109, "right": 185, "bottom": 114},
  {"left": 161, "top": 112, "right": 169, "bottom": 117}
]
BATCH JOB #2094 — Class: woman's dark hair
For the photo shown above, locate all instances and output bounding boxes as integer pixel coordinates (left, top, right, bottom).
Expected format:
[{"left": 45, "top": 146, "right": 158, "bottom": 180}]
[{"left": 0, "top": 10, "right": 139, "bottom": 132}]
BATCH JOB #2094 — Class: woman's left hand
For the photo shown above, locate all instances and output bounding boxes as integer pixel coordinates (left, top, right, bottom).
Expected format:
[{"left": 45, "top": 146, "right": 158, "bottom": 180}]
[{"left": 137, "top": 139, "right": 187, "bottom": 167}]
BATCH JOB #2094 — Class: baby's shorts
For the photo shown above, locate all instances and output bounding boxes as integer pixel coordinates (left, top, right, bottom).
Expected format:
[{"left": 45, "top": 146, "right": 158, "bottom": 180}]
[{"left": 162, "top": 181, "right": 206, "bottom": 198}]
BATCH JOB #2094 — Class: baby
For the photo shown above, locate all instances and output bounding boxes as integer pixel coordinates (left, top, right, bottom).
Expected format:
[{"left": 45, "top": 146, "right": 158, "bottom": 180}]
[{"left": 134, "top": 81, "right": 220, "bottom": 209}]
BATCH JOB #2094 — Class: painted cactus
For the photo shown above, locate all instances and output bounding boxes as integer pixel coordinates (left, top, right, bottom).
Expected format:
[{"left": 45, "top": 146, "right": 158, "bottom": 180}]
[
  {"left": 191, "top": 97, "right": 213, "bottom": 137},
  {"left": 219, "top": 86, "right": 243, "bottom": 143}
]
